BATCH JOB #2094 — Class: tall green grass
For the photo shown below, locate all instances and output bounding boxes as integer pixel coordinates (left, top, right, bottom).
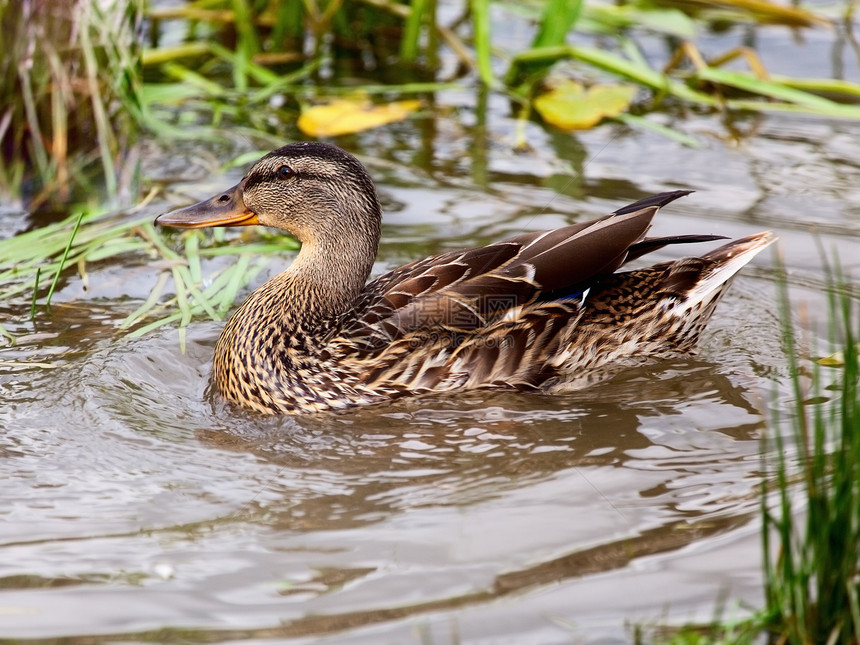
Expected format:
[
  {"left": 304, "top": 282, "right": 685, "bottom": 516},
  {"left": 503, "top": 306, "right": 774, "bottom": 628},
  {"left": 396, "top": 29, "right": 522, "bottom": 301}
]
[
  {"left": 0, "top": 0, "right": 142, "bottom": 211},
  {"left": 642, "top": 270, "right": 860, "bottom": 644},
  {"left": 761, "top": 267, "right": 860, "bottom": 644}
]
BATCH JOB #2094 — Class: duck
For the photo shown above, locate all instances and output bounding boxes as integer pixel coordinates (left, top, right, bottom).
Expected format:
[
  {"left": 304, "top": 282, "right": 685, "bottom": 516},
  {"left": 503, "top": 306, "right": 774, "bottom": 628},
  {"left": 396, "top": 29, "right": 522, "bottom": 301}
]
[{"left": 155, "top": 141, "right": 775, "bottom": 414}]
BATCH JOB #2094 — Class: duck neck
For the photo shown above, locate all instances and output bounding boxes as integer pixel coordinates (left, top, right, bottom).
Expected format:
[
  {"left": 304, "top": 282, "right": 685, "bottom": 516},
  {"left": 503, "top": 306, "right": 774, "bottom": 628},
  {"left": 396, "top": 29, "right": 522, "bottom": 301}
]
[{"left": 277, "top": 224, "right": 380, "bottom": 331}]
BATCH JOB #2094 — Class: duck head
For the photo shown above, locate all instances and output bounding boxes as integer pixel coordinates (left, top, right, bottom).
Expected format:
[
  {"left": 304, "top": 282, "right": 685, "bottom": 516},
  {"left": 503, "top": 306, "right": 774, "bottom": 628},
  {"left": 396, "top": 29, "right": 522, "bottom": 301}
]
[{"left": 155, "top": 141, "right": 383, "bottom": 253}]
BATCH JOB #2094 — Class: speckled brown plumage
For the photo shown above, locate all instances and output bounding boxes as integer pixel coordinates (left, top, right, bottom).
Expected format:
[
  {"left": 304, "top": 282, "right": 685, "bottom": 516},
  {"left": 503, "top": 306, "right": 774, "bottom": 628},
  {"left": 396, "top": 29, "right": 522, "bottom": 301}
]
[{"left": 155, "top": 142, "right": 775, "bottom": 414}]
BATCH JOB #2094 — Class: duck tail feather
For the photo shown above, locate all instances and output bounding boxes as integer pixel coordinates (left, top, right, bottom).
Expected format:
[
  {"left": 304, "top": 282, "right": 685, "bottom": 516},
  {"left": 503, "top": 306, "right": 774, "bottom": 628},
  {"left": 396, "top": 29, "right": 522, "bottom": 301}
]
[
  {"left": 626, "top": 234, "right": 728, "bottom": 263},
  {"left": 682, "top": 231, "right": 776, "bottom": 308}
]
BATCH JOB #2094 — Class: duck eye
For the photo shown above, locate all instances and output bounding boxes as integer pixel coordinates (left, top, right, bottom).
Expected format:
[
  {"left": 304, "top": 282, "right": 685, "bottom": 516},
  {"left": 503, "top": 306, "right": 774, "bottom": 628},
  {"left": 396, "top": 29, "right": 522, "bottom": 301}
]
[{"left": 277, "top": 165, "right": 295, "bottom": 180}]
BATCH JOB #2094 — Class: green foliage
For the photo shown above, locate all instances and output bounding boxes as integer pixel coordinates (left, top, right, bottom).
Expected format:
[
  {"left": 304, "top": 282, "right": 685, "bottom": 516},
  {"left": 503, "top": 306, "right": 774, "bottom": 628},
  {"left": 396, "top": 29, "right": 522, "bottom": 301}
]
[
  {"left": 0, "top": 0, "right": 142, "bottom": 210},
  {"left": 762, "top": 266, "right": 860, "bottom": 644},
  {"left": 7, "top": 0, "right": 860, "bottom": 210},
  {"left": 0, "top": 201, "right": 298, "bottom": 344},
  {"left": 471, "top": 0, "right": 495, "bottom": 85},
  {"left": 506, "top": 0, "right": 584, "bottom": 86},
  {"left": 511, "top": 43, "right": 860, "bottom": 121},
  {"left": 638, "top": 269, "right": 860, "bottom": 645},
  {"left": 634, "top": 611, "right": 764, "bottom": 644},
  {"left": 137, "top": 0, "right": 860, "bottom": 152}
]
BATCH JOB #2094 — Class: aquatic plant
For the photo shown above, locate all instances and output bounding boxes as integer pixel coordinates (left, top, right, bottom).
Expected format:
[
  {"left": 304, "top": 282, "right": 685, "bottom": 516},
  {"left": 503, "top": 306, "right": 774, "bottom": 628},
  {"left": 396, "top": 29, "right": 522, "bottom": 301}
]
[
  {"left": 140, "top": 0, "right": 860, "bottom": 144},
  {"left": 639, "top": 268, "right": 860, "bottom": 644},
  {"left": 6, "top": 0, "right": 860, "bottom": 207},
  {"left": 0, "top": 198, "right": 297, "bottom": 346},
  {"left": 0, "top": 0, "right": 143, "bottom": 210},
  {"left": 761, "top": 265, "right": 860, "bottom": 644}
]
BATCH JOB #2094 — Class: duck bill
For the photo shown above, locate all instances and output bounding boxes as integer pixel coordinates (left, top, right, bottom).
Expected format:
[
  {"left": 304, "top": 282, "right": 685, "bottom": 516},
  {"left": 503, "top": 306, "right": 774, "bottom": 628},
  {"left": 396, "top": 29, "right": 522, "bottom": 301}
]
[{"left": 155, "top": 182, "right": 259, "bottom": 228}]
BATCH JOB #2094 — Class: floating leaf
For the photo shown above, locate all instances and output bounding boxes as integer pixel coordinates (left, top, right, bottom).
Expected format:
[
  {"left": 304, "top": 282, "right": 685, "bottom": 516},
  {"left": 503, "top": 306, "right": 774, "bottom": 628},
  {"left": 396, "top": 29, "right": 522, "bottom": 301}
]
[
  {"left": 297, "top": 97, "right": 421, "bottom": 137},
  {"left": 817, "top": 344, "right": 860, "bottom": 367},
  {"left": 534, "top": 80, "right": 636, "bottom": 130}
]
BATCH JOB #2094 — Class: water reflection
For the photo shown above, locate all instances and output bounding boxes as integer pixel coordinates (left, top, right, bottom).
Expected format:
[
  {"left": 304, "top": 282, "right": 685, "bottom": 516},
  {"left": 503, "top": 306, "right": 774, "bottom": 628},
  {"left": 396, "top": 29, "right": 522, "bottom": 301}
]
[{"left": 193, "top": 356, "right": 764, "bottom": 532}]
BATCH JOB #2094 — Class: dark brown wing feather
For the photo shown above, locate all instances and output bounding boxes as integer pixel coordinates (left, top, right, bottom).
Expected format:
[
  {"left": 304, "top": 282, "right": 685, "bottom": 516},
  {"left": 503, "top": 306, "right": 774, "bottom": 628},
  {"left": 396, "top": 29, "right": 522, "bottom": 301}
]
[{"left": 612, "top": 189, "right": 693, "bottom": 215}]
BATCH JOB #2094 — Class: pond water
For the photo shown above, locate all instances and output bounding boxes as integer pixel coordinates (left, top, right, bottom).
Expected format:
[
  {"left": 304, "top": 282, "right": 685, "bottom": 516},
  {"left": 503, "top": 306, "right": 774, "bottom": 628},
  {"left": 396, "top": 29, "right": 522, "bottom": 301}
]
[{"left": 3, "top": 11, "right": 860, "bottom": 645}]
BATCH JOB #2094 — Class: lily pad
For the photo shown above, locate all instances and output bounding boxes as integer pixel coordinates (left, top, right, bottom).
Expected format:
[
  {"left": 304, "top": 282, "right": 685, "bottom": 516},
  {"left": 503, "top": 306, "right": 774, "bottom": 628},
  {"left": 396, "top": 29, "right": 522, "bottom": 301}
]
[
  {"left": 534, "top": 80, "right": 636, "bottom": 130},
  {"left": 298, "top": 97, "right": 421, "bottom": 137}
]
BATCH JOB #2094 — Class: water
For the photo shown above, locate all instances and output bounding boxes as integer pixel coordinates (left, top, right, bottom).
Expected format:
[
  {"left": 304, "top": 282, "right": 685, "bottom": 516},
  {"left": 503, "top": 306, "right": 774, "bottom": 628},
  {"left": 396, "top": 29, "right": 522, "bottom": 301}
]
[
  {"left": 1, "top": 330, "right": 771, "bottom": 641},
  {"left": 3, "top": 19, "right": 860, "bottom": 645}
]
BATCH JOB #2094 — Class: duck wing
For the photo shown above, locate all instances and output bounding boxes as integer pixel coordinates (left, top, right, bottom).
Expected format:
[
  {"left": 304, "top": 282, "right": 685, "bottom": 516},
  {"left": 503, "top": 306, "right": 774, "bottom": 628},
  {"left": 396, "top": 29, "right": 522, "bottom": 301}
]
[{"left": 336, "top": 190, "right": 708, "bottom": 354}]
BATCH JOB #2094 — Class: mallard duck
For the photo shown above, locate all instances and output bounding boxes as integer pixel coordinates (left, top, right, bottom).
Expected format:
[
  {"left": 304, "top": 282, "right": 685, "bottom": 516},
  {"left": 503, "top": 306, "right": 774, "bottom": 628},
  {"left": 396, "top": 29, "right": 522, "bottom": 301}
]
[{"left": 155, "top": 142, "right": 774, "bottom": 414}]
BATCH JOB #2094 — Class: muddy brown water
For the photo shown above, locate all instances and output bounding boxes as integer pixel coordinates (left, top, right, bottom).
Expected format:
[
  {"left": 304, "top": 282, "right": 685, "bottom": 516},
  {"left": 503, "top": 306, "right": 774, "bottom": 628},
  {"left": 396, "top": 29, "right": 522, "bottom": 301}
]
[{"left": 2, "top": 41, "right": 860, "bottom": 645}]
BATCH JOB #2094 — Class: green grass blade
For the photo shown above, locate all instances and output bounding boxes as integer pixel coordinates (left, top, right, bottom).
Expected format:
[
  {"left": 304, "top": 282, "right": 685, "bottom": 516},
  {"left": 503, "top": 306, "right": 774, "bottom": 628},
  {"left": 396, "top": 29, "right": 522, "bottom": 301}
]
[
  {"left": 185, "top": 231, "right": 202, "bottom": 285},
  {"left": 207, "top": 42, "right": 280, "bottom": 86},
  {"left": 0, "top": 322, "right": 15, "bottom": 345},
  {"left": 532, "top": 0, "right": 583, "bottom": 48},
  {"left": 510, "top": 44, "right": 719, "bottom": 106},
  {"left": 215, "top": 255, "right": 253, "bottom": 314},
  {"left": 773, "top": 75, "right": 860, "bottom": 99},
  {"left": 471, "top": 0, "right": 494, "bottom": 86},
  {"left": 269, "top": 0, "right": 303, "bottom": 43},
  {"left": 161, "top": 62, "right": 227, "bottom": 98},
  {"left": 126, "top": 312, "right": 182, "bottom": 339},
  {"left": 171, "top": 265, "right": 192, "bottom": 327},
  {"left": 400, "top": 0, "right": 428, "bottom": 62},
  {"left": 725, "top": 98, "right": 860, "bottom": 119},
  {"left": 217, "top": 256, "right": 270, "bottom": 314},
  {"left": 45, "top": 210, "right": 86, "bottom": 308},
  {"left": 29, "top": 267, "right": 41, "bottom": 320},
  {"left": 230, "top": 0, "right": 260, "bottom": 93},
  {"left": 138, "top": 221, "right": 181, "bottom": 261},
  {"left": 84, "top": 237, "right": 149, "bottom": 262},
  {"left": 141, "top": 42, "right": 211, "bottom": 66},
  {"left": 614, "top": 113, "right": 702, "bottom": 147},
  {"left": 121, "top": 270, "right": 171, "bottom": 330},
  {"left": 695, "top": 67, "right": 855, "bottom": 109},
  {"left": 198, "top": 242, "right": 297, "bottom": 257}
]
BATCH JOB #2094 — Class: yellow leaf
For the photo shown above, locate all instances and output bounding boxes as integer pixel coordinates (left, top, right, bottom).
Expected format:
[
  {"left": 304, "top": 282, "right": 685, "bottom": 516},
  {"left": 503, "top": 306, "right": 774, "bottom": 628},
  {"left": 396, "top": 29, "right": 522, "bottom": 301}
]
[
  {"left": 817, "top": 352, "right": 844, "bottom": 367},
  {"left": 817, "top": 344, "right": 860, "bottom": 367},
  {"left": 298, "top": 98, "right": 421, "bottom": 137},
  {"left": 534, "top": 80, "right": 636, "bottom": 130}
]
